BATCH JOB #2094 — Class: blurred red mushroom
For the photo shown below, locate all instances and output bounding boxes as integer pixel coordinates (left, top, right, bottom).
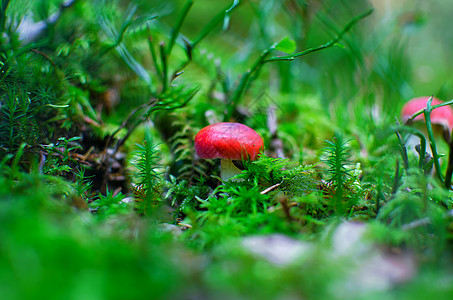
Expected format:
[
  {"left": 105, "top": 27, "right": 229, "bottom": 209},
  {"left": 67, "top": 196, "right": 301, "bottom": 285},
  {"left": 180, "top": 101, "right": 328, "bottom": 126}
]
[
  {"left": 194, "top": 122, "right": 264, "bottom": 181},
  {"left": 401, "top": 96, "right": 453, "bottom": 143}
]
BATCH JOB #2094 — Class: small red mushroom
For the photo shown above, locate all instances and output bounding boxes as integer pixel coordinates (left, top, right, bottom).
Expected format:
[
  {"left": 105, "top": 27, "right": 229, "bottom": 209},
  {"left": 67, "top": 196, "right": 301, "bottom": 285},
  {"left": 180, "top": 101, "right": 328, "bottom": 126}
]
[
  {"left": 401, "top": 96, "right": 453, "bottom": 143},
  {"left": 194, "top": 122, "right": 264, "bottom": 181}
]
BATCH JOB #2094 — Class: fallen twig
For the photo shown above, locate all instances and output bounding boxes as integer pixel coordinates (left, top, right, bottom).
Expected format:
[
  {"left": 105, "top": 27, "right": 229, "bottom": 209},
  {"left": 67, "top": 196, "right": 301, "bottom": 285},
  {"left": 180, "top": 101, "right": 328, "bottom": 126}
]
[{"left": 401, "top": 210, "right": 453, "bottom": 231}]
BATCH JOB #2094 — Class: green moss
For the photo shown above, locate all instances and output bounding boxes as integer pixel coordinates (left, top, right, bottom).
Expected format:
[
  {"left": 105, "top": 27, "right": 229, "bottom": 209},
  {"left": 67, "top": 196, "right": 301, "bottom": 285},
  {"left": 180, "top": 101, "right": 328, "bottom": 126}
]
[{"left": 1, "top": 0, "right": 453, "bottom": 299}]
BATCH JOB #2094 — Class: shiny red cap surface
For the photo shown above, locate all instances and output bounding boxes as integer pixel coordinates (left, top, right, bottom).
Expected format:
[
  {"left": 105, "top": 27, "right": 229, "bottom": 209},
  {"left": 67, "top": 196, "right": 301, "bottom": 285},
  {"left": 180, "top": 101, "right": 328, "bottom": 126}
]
[{"left": 194, "top": 122, "right": 264, "bottom": 160}]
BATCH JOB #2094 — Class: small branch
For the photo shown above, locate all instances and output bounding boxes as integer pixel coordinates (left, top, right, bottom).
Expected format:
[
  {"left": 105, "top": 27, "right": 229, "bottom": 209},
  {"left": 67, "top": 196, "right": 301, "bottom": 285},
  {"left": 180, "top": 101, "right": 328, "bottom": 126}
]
[
  {"left": 30, "top": 49, "right": 56, "bottom": 67},
  {"left": 274, "top": 193, "right": 295, "bottom": 222},
  {"left": 109, "top": 98, "right": 157, "bottom": 142},
  {"left": 395, "top": 123, "right": 427, "bottom": 170},
  {"left": 401, "top": 217, "right": 431, "bottom": 231},
  {"left": 225, "top": 8, "right": 373, "bottom": 121},
  {"left": 263, "top": 8, "right": 373, "bottom": 63},
  {"left": 104, "top": 98, "right": 157, "bottom": 156},
  {"left": 260, "top": 183, "right": 282, "bottom": 195}
]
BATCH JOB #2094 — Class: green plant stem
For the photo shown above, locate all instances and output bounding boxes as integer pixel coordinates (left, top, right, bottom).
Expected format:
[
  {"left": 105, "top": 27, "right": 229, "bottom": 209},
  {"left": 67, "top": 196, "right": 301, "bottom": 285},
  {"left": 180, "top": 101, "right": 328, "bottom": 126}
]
[
  {"left": 225, "top": 48, "right": 272, "bottom": 121},
  {"left": 145, "top": 87, "right": 199, "bottom": 119},
  {"left": 444, "top": 136, "right": 453, "bottom": 189},
  {"left": 147, "top": 27, "right": 162, "bottom": 81},
  {"left": 263, "top": 8, "right": 373, "bottom": 63},
  {"left": 395, "top": 125, "right": 427, "bottom": 170},
  {"left": 391, "top": 159, "right": 401, "bottom": 196},
  {"left": 109, "top": 99, "right": 157, "bottom": 142},
  {"left": 11, "top": 143, "right": 26, "bottom": 177},
  {"left": 424, "top": 99, "right": 443, "bottom": 182},
  {"left": 167, "top": 0, "right": 193, "bottom": 56},
  {"left": 159, "top": 42, "right": 168, "bottom": 93},
  {"left": 0, "top": 0, "right": 11, "bottom": 32},
  {"left": 192, "top": 0, "right": 240, "bottom": 48},
  {"left": 395, "top": 125, "right": 409, "bottom": 170},
  {"left": 224, "top": 8, "right": 373, "bottom": 122},
  {"left": 172, "top": 1, "right": 240, "bottom": 82},
  {"left": 99, "top": 6, "right": 144, "bottom": 55}
]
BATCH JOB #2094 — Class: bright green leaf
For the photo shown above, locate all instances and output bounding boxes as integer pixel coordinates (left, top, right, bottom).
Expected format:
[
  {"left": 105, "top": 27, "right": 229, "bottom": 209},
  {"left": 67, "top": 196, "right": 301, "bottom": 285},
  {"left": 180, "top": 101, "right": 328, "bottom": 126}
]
[{"left": 274, "top": 37, "right": 296, "bottom": 54}]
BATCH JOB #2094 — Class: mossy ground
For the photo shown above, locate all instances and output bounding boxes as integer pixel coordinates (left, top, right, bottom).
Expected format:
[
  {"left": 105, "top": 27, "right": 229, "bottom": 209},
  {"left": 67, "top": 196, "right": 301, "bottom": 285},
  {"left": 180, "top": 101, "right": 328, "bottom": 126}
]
[{"left": 1, "top": 1, "right": 453, "bottom": 299}]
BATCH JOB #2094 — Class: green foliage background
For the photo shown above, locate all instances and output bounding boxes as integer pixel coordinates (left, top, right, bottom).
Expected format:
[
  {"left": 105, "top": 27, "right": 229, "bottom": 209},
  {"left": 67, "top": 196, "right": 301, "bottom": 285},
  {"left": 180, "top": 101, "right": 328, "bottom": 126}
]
[{"left": 1, "top": 0, "right": 453, "bottom": 299}]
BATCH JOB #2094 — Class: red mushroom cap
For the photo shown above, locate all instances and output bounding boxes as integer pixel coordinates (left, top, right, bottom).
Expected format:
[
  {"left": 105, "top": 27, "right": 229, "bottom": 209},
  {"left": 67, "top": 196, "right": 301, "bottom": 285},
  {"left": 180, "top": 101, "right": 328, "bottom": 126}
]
[
  {"left": 194, "top": 122, "right": 264, "bottom": 161},
  {"left": 401, "top": 96, "right": 453, "bottom": 130}
]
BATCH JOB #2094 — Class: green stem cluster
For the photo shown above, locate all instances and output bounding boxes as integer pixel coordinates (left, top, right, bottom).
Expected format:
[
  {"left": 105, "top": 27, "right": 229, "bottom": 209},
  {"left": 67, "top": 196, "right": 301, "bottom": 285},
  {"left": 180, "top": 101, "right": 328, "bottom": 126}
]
[
  {"left": 224, "top": 8, "right": 374, "bottom": 121},
  {"left": 400, "top": 96, "right": 453, "bottom": 189}
]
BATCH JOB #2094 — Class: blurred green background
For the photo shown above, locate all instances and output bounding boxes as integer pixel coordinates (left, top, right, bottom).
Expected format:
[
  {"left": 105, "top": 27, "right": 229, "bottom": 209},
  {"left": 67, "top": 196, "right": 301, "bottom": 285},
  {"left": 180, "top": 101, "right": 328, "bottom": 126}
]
[{"left": 2, "top": 0, "right": 453, "bottom": 299}]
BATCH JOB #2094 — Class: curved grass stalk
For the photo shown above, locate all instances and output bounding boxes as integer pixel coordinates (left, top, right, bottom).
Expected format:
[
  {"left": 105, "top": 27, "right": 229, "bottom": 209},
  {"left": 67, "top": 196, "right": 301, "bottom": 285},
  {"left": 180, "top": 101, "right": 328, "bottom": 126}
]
[
  {"left": 423, "top": 98, "right": 443, "bottom": 182},
  {"left": 225, "top": 8, "right": 374, "bottom": 121},
  {"left": 166, "top": 0, "right": 194, "bottom": 56}
]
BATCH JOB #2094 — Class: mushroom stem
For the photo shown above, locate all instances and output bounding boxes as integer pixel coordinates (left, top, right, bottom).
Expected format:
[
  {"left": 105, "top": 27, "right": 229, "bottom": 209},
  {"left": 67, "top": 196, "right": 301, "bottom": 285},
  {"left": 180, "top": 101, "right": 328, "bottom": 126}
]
[{"left": 220, "top": 159, "right": 243, "bottom": 181}]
